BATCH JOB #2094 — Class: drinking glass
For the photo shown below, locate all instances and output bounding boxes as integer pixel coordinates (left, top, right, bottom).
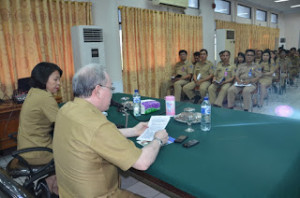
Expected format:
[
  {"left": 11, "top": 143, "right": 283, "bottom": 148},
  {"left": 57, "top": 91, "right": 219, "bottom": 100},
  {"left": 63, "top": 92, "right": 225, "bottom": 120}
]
[
  {"left": 121, "top": 97, "right": 129, "bottom": 116},
  {"left": 184, "top": 107, "right": 195, "bottom": 132}
]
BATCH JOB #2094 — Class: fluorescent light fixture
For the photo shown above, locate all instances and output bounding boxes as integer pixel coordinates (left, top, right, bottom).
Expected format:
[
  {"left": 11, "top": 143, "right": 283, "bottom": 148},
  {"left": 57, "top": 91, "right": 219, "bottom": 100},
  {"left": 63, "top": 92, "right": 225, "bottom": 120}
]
[
  {"left": 291, "top": 4, "right": 300, "bottom": 8},
  {"left": 274, "top": 0, "right": 289, "bottom": 2}
]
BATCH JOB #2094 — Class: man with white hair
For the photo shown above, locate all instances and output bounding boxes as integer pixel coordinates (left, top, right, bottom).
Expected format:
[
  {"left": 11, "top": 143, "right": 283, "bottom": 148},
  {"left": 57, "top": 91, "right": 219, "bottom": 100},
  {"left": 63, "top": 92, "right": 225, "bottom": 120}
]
[{"left": 53, "top": 64, "right": 168, "bottom": 197}]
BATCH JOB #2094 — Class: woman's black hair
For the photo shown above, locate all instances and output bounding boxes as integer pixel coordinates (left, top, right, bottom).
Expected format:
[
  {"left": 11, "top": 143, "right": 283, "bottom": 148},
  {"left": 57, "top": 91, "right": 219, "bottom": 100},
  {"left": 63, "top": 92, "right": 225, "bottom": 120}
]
[
  {"left": 236, "top": 52, "right": 245, "bottom": 66},
  {"left": 30, "top": 62, "right": 63, "bottom": 89},
  {"left": 260, "top": 49, "right": 271, "bottom": 65}
]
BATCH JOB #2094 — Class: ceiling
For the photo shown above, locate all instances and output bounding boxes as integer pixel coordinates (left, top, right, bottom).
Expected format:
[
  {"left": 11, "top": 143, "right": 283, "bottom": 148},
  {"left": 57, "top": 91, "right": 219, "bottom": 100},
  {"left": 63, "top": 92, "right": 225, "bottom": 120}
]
[{"left": 238, "top": 0, "right": 300, "bottom": 14}]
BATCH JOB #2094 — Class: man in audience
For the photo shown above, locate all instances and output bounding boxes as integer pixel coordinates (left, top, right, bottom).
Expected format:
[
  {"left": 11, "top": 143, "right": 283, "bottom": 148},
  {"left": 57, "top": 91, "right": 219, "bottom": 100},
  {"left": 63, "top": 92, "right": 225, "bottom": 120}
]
[
  {"left": 208, "top": 50, "right": 236, "bottom": 107},
  {"left": 192, "top": 51, "right": 200, "bottom": 65},
  {"left": 278, "top": 49, "right": 292, "bottom": 92},
  {"left": 288, "top": 47, "right": 299, "bottom": 85},
  {"left": 183, "top": 49, "right": 214, "bottom": 104},
  {"left": 255, "top": 50, "right": 262, "bottom": 63},
  {"left": 227, "top": 49, "right": 262, "bottom": 111},
  {"left": 160, "top": 50, "right": 193, "bottom": 101},
  {"left": 53, "top": 64, "right": 169, "bottom": 197}
]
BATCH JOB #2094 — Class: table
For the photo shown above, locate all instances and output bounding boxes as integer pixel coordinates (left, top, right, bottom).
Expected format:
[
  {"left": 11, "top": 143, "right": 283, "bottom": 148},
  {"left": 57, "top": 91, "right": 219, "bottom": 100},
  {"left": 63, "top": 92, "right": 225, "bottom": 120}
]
[
  {"left": 108, "top": 93, "right": 300, "bottom": 198},
  {"left": 0, "top": 101, "right": 22, "bottom": 151}
]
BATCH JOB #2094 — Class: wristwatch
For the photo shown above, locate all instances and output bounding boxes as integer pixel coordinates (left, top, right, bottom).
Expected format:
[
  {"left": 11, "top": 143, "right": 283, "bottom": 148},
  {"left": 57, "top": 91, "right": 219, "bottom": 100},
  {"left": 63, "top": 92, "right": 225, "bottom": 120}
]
[{"left": 153, "top": 137, "right": 163, "bottom": 146}]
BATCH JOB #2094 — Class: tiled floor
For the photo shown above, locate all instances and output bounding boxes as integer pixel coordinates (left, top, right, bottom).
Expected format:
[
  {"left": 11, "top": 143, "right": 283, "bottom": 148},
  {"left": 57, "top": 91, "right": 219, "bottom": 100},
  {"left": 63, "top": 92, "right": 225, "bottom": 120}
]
[{"left": 0, "top": 77, "right": 299, "bottom": 197}]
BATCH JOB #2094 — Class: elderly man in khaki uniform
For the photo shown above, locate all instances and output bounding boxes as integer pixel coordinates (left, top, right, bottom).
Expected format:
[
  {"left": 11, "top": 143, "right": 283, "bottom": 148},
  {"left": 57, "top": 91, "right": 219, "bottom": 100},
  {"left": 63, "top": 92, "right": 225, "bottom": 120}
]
[
  {"left": 183, "top": 49, "right": 214, "bottom": 104},
  {"left": 53, "top": 64, "right": 168, "bottom": 198},
  {"left": 208, "top": 50, "right": 236, "bottom": 107},
  {"left": 227, "top": 49, "right": 262, "bottom": 111},
  {"left": 160, "top": 50, "right": 193, "bottom": 101},
  {"left": 288, "top": 47, "right": 300, "bottom": 85}
]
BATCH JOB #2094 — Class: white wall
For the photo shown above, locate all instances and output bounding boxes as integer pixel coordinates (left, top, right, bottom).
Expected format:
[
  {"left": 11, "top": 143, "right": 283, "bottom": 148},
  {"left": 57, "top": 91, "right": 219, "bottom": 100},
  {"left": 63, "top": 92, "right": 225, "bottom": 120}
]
[{"left": 281, "top": 13, "right": 300, "bottom": 49}]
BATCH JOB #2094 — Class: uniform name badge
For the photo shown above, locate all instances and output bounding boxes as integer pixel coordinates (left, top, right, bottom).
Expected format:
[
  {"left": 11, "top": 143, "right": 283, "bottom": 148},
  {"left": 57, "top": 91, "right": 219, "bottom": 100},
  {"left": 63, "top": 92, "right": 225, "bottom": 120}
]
[
  {"left": 248, "top": 69, "right": 252, "bottom": 77},
  {"left": 224, "top": 69, "right": 228, "bottom": 77},
  {"left": 197, "top": 73, "right": 201, "bottom": 80}
]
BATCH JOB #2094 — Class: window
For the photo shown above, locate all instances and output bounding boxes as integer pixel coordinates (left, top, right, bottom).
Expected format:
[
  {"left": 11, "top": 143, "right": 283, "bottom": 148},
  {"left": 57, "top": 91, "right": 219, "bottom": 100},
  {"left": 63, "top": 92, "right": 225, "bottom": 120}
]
[
  {"left": 237, "top": 4, "right": 251, "bottom": 19},
  {"left": 215, "top": 0, "right": 231, "bottom": 15},
  {"left": 189, "top": 0, "right": 199, "bottom": 9},
  {"left": 256, "top": 9, "right": 266, "bottom": 21},
  {"left": 271, "top": 13, "right": 278, "bottom": 23}
]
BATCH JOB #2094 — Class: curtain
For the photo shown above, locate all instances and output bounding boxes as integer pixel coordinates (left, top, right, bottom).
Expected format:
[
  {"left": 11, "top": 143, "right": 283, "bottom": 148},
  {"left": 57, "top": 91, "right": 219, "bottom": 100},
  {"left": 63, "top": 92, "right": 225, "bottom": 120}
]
[
  {"left": 120, "top": 6, "right": 203, "bottom": 98},
  {"left": 0, "top": 0, "right": 92, "bottom": 101},
  {"left": 216, "top": 20, "right": 279, "bottom": 57}
]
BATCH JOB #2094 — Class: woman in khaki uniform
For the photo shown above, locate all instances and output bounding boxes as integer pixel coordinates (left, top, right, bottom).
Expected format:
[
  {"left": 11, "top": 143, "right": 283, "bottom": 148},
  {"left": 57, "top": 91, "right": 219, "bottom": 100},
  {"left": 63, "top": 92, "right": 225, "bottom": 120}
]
[
  {"left": 208, "top": 50, "right": 236, "bottom": 107},
  {"left": 258, "top": 50, "right": 277, "bottom": 107},
  {"left": 17, "top": 62, "right": 62, "bottom": 195}
]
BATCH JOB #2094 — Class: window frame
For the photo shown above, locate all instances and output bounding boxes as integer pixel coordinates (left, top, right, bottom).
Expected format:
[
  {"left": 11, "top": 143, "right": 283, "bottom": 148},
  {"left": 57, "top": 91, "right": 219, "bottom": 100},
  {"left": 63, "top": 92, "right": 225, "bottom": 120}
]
[
  {"left": 188, "top": 0, "right": 199, "bottom": 9},
  {"left": 214, "top": 0, "right": 231, "bottom": 15},
  {"left": 237, "top": 4, "right": 251, "bottom": 19},
  {"left": 256, "top": 9, "right": 267, "bottom": 22},
  {"left": 271, "top": 13, "right": 278, "bottom": 24}
]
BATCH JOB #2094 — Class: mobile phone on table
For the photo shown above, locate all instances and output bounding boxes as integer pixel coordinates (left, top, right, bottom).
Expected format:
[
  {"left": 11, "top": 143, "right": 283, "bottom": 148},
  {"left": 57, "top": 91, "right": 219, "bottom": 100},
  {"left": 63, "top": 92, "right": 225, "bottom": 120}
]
[
  {"left": 174, "top": 135, "right": 188, "bottom": 143},
  {"left": 183, "top": 139, "right": 199, "bottom": 148}
]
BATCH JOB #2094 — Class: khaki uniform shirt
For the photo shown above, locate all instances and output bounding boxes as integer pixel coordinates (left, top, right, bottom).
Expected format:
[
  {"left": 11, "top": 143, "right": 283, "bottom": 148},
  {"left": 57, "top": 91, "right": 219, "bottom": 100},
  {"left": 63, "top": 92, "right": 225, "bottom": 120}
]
[
  {"left": 17, "top": 88, "right": 58, "bottom": 165},
  {"left": 214, "top": 63, "right": 236, "bottom": 82},
  {"left": 289, "top": 56, "right": 299, "bottom": 69},
  {"left": 174, "top": 60, "right": 193, "bottom": 76},
  {"left": 278, "top": 58, "right": 291, "bottom": 73},
  {"left": 193, "top": 60, "right": 214, "bottom": 80},
  {"left": 53, "top": 98, "right": 142, "bottom": 198},
  {"left": 236, "top": 62, "right": 262, "bottom": 82}
]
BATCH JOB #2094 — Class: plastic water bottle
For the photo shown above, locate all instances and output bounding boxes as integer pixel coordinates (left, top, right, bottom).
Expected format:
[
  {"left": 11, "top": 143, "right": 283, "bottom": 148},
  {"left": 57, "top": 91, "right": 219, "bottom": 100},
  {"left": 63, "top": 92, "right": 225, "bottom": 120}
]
[
  {"left": 133, "top": 89, "right": 141, "bottom": 117},
  {"left": 201, "top": 96, "right": 211, "bottom": 131}
]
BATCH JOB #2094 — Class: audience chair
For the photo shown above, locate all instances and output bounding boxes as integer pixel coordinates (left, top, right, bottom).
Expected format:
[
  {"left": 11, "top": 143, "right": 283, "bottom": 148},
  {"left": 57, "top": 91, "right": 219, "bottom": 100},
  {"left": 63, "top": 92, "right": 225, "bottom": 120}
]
[{"left": 6, "top": 147, "right": 55, "bottom": 198}]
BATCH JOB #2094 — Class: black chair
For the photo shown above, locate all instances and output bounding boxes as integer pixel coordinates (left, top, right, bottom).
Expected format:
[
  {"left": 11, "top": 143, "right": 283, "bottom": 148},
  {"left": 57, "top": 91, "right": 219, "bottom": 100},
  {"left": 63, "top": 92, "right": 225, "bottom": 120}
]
[
  {"left": 6, "top": 147, "right": 56, "bottom": 198},
  {"left": 0, "top": 167, "right": 34, "bottom": 198}
]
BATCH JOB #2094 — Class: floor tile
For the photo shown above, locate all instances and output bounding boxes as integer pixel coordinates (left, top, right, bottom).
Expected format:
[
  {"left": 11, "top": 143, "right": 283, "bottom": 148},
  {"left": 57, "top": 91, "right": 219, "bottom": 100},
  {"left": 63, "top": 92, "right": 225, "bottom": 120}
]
[{"left": 126, "top": 181, "right": 160, "bottom": 198}]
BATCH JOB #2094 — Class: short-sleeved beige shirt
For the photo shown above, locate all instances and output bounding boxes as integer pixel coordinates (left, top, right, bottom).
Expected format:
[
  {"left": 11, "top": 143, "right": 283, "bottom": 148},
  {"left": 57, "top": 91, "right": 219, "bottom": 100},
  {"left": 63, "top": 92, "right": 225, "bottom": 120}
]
[
  {"left": 236, "top": 62, "right": 262, "bottom": 81},
  {"left": 174, "top": 60, "right": 193, "bottom": 76},
  {"left": 53, "top": 98, "right": 142, "bottom": 198},
  {"left": 193, "top": 60, "right": 214, "bottom": 80},
  {"left": 17, "top": 88, "right": 58, "bottom": 165},
  {"left": 278, "top": 58, "right": 292, "bottom": 72},
  {"left": 214, "top": 63, "right": 236, "bottom": 82}
]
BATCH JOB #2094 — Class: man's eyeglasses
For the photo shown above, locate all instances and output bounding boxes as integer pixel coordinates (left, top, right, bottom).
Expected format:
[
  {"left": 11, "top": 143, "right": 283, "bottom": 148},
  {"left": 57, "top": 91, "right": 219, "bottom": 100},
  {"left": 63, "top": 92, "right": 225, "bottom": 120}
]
[
  {"left": 100, "top": 85, "right": 115, "bottom": 91},
  {"left": 246, "top": 54, "right": 255, "bottom": 57}
]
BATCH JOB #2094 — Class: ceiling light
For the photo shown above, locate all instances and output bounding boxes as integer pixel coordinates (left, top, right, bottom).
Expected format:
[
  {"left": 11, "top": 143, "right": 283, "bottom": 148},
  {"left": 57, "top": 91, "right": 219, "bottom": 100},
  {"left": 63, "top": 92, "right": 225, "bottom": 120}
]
[
  {"left": 291, "top": 4, "right": 300, "bottom": 8},
  {"left": 274, "top": 0, "right": 289, "bottom": 2}
]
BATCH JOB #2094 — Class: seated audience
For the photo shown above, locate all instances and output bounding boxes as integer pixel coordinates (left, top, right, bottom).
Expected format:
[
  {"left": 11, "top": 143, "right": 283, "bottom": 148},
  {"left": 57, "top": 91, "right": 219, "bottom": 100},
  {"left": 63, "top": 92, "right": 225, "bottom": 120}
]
[
  {"left": 53, "top": 64, "right": 168, "bottom": 197},
  {"left": 227, "top": 49, "right": 262, "bottom": 111},
  {"left": 17, "top": 62, "right": 62, "bottom": 195},
  {"left": 160, "top": 50, "right": 193, "bottom": 101},
  {"left": 208, "top": 50, "right": 236, "bottom": 107},
  {"left": 183, "top": 49, "right": 214, "bottom": 104}
]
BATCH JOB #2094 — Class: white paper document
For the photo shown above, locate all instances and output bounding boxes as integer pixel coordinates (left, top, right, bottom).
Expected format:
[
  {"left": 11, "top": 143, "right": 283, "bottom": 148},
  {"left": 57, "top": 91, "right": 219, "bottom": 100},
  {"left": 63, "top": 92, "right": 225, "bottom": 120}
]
[
  {"left": 234, "top": 82, "right": 252, "bottom": 87},
  {"left": 137, "top": 116, "right": 170, "bottom": 141}
]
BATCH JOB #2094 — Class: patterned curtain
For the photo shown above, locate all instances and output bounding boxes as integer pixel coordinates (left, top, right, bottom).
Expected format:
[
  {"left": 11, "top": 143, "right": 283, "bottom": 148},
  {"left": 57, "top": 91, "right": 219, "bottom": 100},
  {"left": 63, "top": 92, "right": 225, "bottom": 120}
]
[
  {"left": 216, "top": 20, "right": 280, "bottom": 56},
  {"left": 0, "top": 0, "right": 92, "bottom": 101},
  {"left": 120, "top": 6, "right": 203, "bottom": 98}
]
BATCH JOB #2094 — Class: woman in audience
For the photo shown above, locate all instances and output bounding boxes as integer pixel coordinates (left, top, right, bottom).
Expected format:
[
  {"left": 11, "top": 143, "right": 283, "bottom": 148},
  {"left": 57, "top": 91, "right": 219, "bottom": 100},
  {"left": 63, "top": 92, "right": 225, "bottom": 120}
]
[
  {"left": 258, "top": 50, "right": 276, "bottom": 107},
  {"left": 17, "top": 62, "right": 62, "bottom": 195},
  {"left": 236, "top": 52, "right": 245, "bottom": 67}
]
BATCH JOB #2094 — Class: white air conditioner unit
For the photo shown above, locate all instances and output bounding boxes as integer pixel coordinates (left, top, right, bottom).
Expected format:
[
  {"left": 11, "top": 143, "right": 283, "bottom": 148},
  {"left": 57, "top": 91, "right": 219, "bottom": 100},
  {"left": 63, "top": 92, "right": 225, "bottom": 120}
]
[
  {"left": 152, "top": 0, "right": 189, "bottom": 8},
  {"left": 216, "top": 29, "right": 235, "bottom": 64},
  {"left": 71, "top": 25, "right": 106, "bottom": 73}
]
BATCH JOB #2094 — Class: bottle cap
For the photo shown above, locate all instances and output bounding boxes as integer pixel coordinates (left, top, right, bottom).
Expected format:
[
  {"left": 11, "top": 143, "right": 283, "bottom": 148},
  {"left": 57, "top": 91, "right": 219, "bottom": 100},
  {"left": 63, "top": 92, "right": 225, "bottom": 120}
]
[
  {"left": 134, "top": 89, "right": 138, "bottom": 93},
  {"left": 204, "top": 96, "right": 208, "bottom": 100}
]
